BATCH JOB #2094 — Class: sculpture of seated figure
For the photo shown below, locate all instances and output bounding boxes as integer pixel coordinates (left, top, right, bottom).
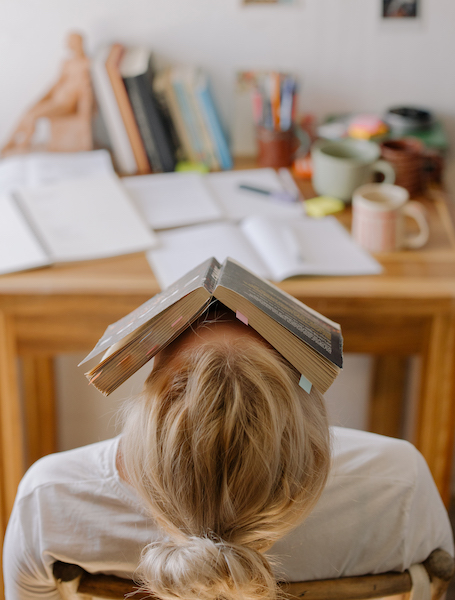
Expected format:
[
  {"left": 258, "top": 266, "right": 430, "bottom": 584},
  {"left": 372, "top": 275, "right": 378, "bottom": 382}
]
[{"left": 1, "top": 32, "right": 94, "bottom": 155}]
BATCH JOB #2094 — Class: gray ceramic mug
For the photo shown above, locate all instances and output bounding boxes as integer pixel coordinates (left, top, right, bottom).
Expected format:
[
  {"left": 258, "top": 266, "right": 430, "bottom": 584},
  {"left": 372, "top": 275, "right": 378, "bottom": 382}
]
[{"left": 311, "top": 139, "right": 395, "bottom": 201}]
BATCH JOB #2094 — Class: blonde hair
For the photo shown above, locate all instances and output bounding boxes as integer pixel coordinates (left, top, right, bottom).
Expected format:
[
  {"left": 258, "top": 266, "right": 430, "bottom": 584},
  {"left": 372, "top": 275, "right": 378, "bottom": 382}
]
[{"left": 121, "top": 329, "right": 330, "bottom": 600}]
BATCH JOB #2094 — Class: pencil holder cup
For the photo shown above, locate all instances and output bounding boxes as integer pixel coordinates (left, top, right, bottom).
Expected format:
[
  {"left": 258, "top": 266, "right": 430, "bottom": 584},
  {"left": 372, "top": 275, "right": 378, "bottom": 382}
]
[{"left": 257, "top": 126, "right": 309, "bottom": 168}]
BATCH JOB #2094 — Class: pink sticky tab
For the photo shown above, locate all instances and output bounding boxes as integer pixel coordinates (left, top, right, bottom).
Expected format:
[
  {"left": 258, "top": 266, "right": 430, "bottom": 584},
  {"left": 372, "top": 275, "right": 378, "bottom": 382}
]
[
  {"left": 236, "top": 311, "right": 248, "bottom": 326},
  {"left": 147, "top": 344, "right": 158, "bottom": 356},
  {"left": 90, "top": 372, "right": 102, "bottom": 384},
  {"left": 171, "top": 316, "right": 183, "bottom": 328}
]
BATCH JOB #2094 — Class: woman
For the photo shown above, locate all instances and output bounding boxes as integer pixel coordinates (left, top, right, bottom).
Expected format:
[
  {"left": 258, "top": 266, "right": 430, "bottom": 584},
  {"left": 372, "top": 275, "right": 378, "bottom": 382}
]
[{"left": 4, "top": 307, "right": 453, "bottom": 600}]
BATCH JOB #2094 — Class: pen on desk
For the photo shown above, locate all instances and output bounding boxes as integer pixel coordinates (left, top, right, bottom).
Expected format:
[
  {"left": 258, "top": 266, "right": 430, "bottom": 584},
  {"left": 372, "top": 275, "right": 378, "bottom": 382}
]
[{"left": 238, "top": 183, "right": 297, "bottom": 203}]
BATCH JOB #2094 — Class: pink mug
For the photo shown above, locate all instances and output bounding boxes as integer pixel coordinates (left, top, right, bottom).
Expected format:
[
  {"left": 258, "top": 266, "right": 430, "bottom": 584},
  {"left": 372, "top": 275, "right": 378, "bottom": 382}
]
[{"left": 352, "top": 183, "right": 429, "bottom": 253}]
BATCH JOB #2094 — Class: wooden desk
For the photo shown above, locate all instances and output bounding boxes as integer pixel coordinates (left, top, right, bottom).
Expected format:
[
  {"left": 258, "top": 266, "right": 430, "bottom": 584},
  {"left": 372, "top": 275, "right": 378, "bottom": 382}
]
[{"left": 1, "top": 182, "right": 455, "bottom": 542}]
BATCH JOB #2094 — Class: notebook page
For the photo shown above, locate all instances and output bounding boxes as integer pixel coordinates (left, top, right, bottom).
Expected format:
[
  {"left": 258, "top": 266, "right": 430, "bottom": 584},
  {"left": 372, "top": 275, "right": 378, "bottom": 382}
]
[
  {"left": 0, "top": 194, "right": 50, "bottom": 274},
  {"left": 206, "top": 168, "right": 304, "bottom": 221},
  {"left": 0, "top": 155, "right": 31, "bottom": 194},
  {"left": 147, "top": 221, "right": 270, "bottom": 289},
  {"left": 27, "top": 150, "right": 114, "bottom": 185},
  {"left": 123, "top": 172, "right": 224, "bottom": 229},
  {"left": 15, "top": 175, "right": 158, "bottom": 263},
  {"left": 241, "top": 215, "right": 382, "bottom": 280}
]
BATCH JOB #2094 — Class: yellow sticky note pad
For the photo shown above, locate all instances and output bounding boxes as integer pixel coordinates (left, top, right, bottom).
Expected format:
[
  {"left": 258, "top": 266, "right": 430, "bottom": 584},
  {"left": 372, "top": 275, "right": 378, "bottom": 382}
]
[{"left": 304, "top": 196, "right": 345, "bottom": 218}]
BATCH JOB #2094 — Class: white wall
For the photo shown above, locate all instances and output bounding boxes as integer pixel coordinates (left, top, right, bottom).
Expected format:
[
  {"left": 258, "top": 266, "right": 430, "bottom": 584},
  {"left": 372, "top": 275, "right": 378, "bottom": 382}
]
[{"left": 1, "top": 0, "right": 454, "bottom": 190}]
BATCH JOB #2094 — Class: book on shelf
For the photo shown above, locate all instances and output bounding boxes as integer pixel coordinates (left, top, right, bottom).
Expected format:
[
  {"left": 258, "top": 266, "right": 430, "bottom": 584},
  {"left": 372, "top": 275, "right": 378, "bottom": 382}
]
[
  {"left": 170, "top": 66, "right": 208, "bottom": 165},
  {"left": 147, "top": 215, "right": 382, "bottom": 289},
  {"left": 91, "top": 46, "right": 138, "bottom": 175},
  {"left": 181, "top": 67, "right": 220, "bottom": 170},
  {"left": 80, "top": 256, "right": 343, "bottom": 396},
  {"left": 0, "top": 163, "right": 158, "bottom": 275},
  {"left": 105, "top": 43, "right": 151, "bottom": 175},
  {"left": 153, "top": 68, "right": 197, "bottom": 164},
  {"left": 193, "top": 69, "right": 233, "bottom": 170},
  {"left": 168, "top": 67, "right": 233, "bottom": 170},
  {"left": 120, "top": 47, "right": 176, "bottom": 173}
]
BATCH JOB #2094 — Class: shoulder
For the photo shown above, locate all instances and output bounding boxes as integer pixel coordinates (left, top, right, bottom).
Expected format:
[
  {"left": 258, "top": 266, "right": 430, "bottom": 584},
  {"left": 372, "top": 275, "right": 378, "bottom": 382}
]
[
  {"left": 330, "top": 426, "right": 422, "bottom": 482},
  {"left": 269, "top": 428, "right": 453, "bottom": 581},
  {"left": 16, "top": 437, "right": 120, "bottom": 500}
]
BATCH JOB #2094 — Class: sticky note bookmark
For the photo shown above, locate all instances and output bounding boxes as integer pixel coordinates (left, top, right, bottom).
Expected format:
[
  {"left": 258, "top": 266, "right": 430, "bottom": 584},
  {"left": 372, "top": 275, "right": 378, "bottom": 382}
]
[
  {"left": 236, "top": 311, "right": 249, "bottom": 326},
  {"left": 299, "top": 374, "right": 312, "bottom": 394}
]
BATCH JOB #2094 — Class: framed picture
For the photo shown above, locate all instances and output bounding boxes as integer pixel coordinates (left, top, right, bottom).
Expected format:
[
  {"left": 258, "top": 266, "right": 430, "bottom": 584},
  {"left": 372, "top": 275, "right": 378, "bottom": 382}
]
[
  {"left": 243, "top": 0, "right": 295, "bottom": 4},
  {"left": 382, "top": 0, "right": 419, "bottom": 18}
]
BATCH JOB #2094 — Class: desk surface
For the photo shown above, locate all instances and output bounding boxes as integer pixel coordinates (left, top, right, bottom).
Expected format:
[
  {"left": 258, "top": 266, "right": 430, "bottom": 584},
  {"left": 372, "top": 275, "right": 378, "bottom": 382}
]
[
  {"left": 0, "top": 185, "right": 454, "bottom": 299},
  {"left": 0, "top": 172, "right": 454, "bottom": 522}
]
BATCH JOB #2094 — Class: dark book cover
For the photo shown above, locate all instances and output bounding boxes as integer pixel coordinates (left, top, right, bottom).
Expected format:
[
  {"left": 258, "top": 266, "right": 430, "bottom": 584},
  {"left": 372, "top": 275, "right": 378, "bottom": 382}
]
[
  {"left": 121, "top": 49, "right": 177, "bottom": 173},
  {"left": 123, "top": 76, "right": 164, "bottom": 172},
  {"left": 216, "top": 259, "right": 343, "bottom": 368}
]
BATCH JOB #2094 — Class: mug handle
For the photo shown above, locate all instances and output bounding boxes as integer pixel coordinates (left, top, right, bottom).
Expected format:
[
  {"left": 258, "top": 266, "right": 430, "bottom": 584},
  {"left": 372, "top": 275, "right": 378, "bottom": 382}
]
[
  {"left": 402, "top": 202, "right": 430, "bottom": 249},
  {"left": 372, "top": 159, "right": 395, "bottom": 184}
]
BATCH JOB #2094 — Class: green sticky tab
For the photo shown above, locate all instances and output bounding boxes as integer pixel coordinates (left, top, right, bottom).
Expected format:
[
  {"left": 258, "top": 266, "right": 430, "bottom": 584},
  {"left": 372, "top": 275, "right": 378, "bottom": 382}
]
[
  {"left": 299, "top": 373, "right": 313, "bottom": 393},
  {"left": 175, "top": 161, "right": 209, "bottom": 173}
]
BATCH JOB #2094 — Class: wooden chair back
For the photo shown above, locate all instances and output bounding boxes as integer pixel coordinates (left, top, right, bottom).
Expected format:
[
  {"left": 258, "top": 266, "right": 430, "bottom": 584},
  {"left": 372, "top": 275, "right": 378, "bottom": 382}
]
[{"left": 53, "top": 548, "right": 454, "bottom": 600}]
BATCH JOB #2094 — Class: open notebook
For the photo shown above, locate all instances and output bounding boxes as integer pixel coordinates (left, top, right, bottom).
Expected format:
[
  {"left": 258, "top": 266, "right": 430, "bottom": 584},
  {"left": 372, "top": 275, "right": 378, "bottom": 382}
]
[
  {"left": 0, "top": 173, "right": 158, "bottom": 275},
  {"left": 122, "top": 168, "right": 304, "bottom": 229},
  {"left": 147, "top": 215, "right": 382, "bottom": 289}
]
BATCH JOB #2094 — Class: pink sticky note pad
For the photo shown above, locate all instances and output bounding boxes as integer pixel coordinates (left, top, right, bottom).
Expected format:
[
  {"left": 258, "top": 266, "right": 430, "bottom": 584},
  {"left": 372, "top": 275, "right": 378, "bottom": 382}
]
[{"left": 236, "top": 311, "right": 248, "bottom": 326}]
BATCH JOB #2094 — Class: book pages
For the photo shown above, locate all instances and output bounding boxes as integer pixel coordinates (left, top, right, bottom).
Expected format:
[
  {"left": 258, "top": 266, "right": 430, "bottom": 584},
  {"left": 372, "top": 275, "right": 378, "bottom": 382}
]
[
  {"left": 123, "top": 172, "right": 223, "bottom": 229},
  {"left": 206, "top": 168, "right": 305, "bottom": 221},
  {"left": 241, "top": 215, "right": 382, "bottom": 280},
  {"left": 147, "top": 221, "right": 270, "bottom": 289},
  {"left": 0, "top": 194, "right": 50, "bottom": 275},
  {"left": 15, "top": 175, "right": 158, "bottom": 263}
]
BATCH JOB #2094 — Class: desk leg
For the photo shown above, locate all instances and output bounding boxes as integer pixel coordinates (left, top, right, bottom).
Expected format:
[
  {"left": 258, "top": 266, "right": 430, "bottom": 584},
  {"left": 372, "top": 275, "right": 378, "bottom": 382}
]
[
  {"left": 22, "top": 356, "right": 57, "bottom": 468},
  {"left": 369, "top": 356, "right": 408, "bottom": 439},
  {"left": 0, "top": 312, "right": 24, "bottom": 526},
  {"left": 416, "top": 314, "right": 455, "bottom": 506}
]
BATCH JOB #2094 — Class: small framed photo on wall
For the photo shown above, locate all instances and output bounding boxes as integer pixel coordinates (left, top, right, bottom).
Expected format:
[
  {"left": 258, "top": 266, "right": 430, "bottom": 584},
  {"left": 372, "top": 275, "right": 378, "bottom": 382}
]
[
  {"left": 243, "top": 0, "right": 295, "bottom": 4},
  {"left": 382, "top": 0, "right": 419, "bottom": 18}
]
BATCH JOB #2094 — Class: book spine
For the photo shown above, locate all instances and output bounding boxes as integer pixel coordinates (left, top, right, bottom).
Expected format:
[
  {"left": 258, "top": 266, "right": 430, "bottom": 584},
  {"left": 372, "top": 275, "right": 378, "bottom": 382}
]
[
  {"left": 171, "top": 70, "right": 207, "bottom": 164},
  {"left": 186, "top": 71, "right": 220, "bottom": 170},
  {"left": 91, "top": 48, "right": 138, "bottom": 175},
  {"left": 196, "top": 81, "right": 233, "bottom": 171},
  {"left": 138, "top": 69, "right": 177, "bottom": 173},
  {"left": 123, "top": 76, "right": 164, "bottom": 173},
  {"left": 105, "top": 44, "right": 151, "bottom": 175},
  {"left": 155, "top": 70, "right": 197, "bottom": 163},
  {"left": 152, "top": 73, "right": 186, "bottom": 163}
]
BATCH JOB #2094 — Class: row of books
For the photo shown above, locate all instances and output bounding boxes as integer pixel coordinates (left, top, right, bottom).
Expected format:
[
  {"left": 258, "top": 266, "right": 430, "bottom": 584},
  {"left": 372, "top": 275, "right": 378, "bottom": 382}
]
[{"left": 91, "top": 44, "right": 233, "bottom": 175}]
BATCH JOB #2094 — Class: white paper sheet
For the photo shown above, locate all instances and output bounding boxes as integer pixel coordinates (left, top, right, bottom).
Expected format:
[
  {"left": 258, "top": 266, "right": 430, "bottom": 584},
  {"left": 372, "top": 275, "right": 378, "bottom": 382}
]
[
  {"left": 206, "top": 168, "right": 305, "bottom": 221},
  {"left": 0, "top": 150, "right": 114, "bottom": 195},
  {"left": 15, "top": 174, "right": 158, "bottom": 263},
  {"left": 123, "top": 172, "right": 223, "bottom": 229},
  {"left": 147, "top": 221, "right": 270, "bottom": 289},
  {"left": 0, "top": 194, "right": 50, "bottom": 275}
]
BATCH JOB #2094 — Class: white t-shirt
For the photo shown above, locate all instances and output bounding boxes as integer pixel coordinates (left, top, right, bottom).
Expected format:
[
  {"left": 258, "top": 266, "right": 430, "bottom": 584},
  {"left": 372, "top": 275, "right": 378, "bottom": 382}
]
[{"left": 4, "top": 427, "right": 453, "bottom": 600}]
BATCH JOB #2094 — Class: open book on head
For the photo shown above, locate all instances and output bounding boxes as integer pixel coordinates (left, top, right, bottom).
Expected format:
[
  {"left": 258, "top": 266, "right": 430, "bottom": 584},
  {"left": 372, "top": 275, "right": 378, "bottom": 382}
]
[
  {"left": 80, "top": 256, "right": 343, "bottom": 397},
  {"left": 147, "top": 215, "right": 382, "bottom": 289}
]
